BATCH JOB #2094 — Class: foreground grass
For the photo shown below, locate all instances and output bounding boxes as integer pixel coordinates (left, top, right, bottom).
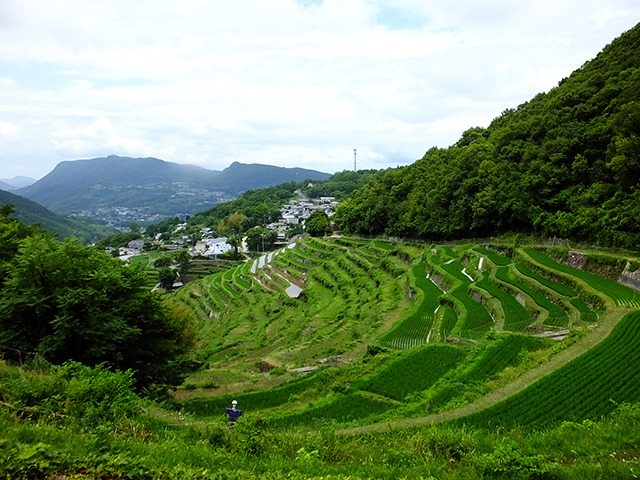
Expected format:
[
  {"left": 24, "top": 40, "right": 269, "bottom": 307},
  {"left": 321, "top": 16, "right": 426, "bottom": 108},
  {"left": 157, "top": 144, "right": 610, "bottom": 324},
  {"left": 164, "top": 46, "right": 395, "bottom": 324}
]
[
  {"left": 2, "top": 400, "right": 640, "bottom": 479},
  {"left": 2, "top": 358, "right": 638, "bottom": 479}
]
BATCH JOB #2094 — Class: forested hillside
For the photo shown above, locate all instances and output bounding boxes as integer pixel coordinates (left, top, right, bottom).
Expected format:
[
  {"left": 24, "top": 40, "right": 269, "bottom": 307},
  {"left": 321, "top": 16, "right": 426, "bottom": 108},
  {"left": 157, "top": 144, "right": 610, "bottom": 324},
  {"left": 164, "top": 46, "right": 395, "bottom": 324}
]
[
  {"left": 0, "top": 189, "right": 113, "bottom": 242},
  {"left": 335, "top": 22, "right": 640, "bottom": 248}
]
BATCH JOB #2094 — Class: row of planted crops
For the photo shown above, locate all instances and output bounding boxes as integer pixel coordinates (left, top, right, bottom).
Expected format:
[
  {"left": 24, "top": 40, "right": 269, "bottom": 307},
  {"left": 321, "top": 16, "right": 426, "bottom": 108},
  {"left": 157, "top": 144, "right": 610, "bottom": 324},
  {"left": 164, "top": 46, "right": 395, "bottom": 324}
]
[
  {"left": 461, "top": 310, "right": 640, "bottom": 429},
  {"left": 177, "top": 237, "right": 640, "bottom": 360},
  {"left": 175, "top": 236, "right": 640, "bottom": 429}
]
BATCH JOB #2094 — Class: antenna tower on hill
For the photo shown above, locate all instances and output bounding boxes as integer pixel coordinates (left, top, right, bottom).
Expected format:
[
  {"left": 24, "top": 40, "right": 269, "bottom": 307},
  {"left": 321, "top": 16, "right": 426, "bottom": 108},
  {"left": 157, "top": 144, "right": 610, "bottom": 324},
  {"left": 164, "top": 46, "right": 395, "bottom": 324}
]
[{"left": 353, "top": 148, "right": 357, "bottom": 171}]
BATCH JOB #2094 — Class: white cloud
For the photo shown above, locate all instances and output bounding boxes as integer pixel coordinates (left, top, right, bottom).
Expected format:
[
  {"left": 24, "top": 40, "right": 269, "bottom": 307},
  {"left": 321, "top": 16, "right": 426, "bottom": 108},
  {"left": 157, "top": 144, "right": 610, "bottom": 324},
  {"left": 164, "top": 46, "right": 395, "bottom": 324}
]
[
  {"left": 52, "top": 117, "right": 148, "bottom": 158},
  {"left": 0, "top": 120, "right": 22, "bottom": 138},
  {"left": 0, "top": 0, "right": 639, "bottom": 179}
]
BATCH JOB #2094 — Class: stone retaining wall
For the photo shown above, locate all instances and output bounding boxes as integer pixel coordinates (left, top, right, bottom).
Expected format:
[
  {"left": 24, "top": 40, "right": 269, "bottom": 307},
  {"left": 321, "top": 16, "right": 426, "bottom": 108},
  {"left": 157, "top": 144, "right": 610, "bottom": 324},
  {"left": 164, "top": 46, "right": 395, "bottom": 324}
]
[{"left": 619, "top": 265, "right": 640, "bottom": 291}]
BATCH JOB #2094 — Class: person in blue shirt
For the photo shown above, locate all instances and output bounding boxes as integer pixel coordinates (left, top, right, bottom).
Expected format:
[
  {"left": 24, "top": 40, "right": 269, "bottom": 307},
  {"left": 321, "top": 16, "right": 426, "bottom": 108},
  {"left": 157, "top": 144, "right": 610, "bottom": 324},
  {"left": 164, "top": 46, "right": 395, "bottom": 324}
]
[{"left": 224, "top": 400, "right": 243, "bottom": 425}]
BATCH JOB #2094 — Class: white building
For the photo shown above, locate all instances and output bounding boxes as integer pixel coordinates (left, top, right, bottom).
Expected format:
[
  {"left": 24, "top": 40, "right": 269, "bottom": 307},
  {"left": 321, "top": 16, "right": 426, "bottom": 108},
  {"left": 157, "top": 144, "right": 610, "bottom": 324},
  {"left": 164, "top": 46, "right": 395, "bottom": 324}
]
[{"left": 203, "top": 237, "right": 233, "bottom": 256}]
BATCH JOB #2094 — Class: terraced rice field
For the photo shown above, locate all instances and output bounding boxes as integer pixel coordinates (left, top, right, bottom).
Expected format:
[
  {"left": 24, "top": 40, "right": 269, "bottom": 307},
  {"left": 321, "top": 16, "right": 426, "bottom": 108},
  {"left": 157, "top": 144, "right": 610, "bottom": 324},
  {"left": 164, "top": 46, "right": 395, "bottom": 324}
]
[
  {"left": 357, "top": 344, "right": 463, "bottom": 400},
  {"left": 177, "top": 240, "right": 631, "bottom": 376},
  {"left": 438, "top": 260, "right": 494, "bottom": 338},
  {"left": 476, "top": 277, "right": 532, "bottom": 331},
  {"left": 381, "top": 263, "right": 443, "bottom": 348},
  {"left": 495, "top": 266, "right": 569, "bottom": 327},
  {"left": 462, "top": 310, "right": 640, "bottom": 429},
  {"left": 524, "top": 248, "right": 640, "bottom": 308},
  {"left": 176, "top": 238, "right": 640, "bottom": 436}
]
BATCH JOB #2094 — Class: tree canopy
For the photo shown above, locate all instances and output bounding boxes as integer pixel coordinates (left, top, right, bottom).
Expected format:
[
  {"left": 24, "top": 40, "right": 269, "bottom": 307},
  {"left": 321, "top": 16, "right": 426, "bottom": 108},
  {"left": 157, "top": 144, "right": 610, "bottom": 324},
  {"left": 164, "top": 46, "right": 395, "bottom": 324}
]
[
  {"left": 305, "top": 210, "right": 331, "bottom": 237},
  {"left": 334, "top": 23, "right": 640, "bottom": 248},
  {"left": 0, "top": 216, "right": 193, "bottom": 389},
  {"left": 245, "top": 226, "right": 278, "bottom": 252},
  {"left": 0, "top": 204, "right": 42, "bottom": 270}
]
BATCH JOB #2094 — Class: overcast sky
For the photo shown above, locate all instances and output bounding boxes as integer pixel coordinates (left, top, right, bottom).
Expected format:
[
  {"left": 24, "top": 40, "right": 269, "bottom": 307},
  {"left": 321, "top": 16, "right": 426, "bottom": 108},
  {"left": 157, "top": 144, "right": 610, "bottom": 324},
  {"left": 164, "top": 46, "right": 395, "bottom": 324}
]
[{"left": 1, "top": 1, "right": 639, "bottom": 180}]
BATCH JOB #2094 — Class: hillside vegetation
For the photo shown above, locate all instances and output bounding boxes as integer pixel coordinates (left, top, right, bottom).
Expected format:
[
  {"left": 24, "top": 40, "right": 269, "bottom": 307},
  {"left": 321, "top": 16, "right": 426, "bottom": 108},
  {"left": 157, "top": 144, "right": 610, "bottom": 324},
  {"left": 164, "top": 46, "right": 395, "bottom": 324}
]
[
  {"left": 0, "top": 189, "right": 113, "bottom": 242},
  {"left": 163, "top": 169, "right": 382, "bottom": 239},
  {"left": 4, "top": 235, "right": 639, "bottom": 478},
  {"left": 335, "top": 23, "right": 640, "bottom": 248}
]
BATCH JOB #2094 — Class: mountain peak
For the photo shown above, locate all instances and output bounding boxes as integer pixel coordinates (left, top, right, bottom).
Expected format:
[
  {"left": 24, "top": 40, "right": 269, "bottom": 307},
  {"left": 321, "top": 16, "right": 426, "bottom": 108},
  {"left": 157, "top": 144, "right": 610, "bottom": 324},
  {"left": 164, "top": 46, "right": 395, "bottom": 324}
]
[{"left": 17, "top": 156, "right": 330, "bottom": 226}]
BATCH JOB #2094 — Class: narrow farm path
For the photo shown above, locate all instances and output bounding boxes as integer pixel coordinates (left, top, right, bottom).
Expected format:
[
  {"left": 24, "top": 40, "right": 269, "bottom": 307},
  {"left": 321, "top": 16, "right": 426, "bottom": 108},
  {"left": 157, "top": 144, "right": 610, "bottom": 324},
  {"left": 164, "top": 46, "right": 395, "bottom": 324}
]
[{"left": 337, "top": 305, "right": 634, "bottom": 435}]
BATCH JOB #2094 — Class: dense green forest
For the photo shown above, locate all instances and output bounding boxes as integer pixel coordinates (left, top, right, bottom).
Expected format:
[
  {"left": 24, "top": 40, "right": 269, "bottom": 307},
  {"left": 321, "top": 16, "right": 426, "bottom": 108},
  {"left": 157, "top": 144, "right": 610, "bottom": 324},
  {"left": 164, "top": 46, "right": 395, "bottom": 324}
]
[{"left": 335, "top": 23, "right": 640, "bottom": 248}]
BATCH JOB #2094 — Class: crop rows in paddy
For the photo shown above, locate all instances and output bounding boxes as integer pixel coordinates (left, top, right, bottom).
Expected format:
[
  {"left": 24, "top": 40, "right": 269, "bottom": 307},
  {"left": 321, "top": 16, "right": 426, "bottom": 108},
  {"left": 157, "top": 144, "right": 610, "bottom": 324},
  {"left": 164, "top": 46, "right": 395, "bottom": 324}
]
[
  {"left": 417, "top": 245, "right": 608, "bottom": 341},
  {"left": 476, "top": 247, "right": 601, "bottom": 328},
  {"left": 438, "top": 260, "right": 494, "bottom": 339},
  {"left": 524, "top": 248, "right": 640, "bottom": 308},
  {"left": 462, "top": 310, "right": 640, "bottom": 429},
  {"left": 273, "top": 344, "right": 465, "bottom": 427},
  {"left": 272, "top": 390, "right": 400, "bottom": 428},
  {"left": 475, "top": 277, "right": 532, "bottom": 332},
  {"left": 357, "top": 344, "right": 464, "bottom": 401},
  {"left": 179, "top": 237, "right": 415, "bottom": 367},
  {"left": 425, "top": 334, "right": 551, "bottom": 412},
  {"left": 476, "top": 246, "right": 571, "bottom": 327},
  {"left": 513, "top": 262, "right": 597, "bottom": 323},
  {"left": 474, "top": 247, "right": 512, "bottom": 266},
  {"left": 380, "top": 263, "right": 443, "bottom": 349},
  {"left": 494, "top": 266, "right": 569, "bottom": 327},
  {"left": 179, "top": 239, "right": 640, "bottom": 432},
  {"left": 184, "top": 239, "right": 622, "bottom": 368},
  {"left": 461, "top": 334, "right": 549, "bottom": 381}
]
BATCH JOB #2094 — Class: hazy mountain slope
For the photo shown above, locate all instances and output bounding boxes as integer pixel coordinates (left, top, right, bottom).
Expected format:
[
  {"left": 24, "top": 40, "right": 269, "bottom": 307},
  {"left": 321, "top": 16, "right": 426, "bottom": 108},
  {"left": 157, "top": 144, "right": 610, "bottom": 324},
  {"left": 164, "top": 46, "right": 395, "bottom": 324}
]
[
  {"left": 18, "top": 155, "right": 220, "bottom": 209},
  {"left": 0, "top": 176, "right": 37, "bottom": 189},
  {"left": 215, "top": 161, "right": 331, "bottom": 193},
  {"left": 335, "top": 22, "right": 640, "bottom": 248},
  {"left": 0, "top": 189, "right": 113, "bottom": 241},
  {"left": 17, "top": 156, "right": 331, "bottom": 225}
]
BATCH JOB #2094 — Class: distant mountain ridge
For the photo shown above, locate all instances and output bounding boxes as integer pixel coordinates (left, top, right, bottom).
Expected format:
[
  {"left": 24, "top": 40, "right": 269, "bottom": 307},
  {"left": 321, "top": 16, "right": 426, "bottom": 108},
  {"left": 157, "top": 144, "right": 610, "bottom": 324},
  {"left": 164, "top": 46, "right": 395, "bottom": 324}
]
[
  {"left": 18, "top": 156, "right": 331, "bottom": 226},
  {"left": 0, "top": 176, "right": 37, "bottom": 191},
  {"left": 217, "top": 161, "right": 332, "bottom": 191}
]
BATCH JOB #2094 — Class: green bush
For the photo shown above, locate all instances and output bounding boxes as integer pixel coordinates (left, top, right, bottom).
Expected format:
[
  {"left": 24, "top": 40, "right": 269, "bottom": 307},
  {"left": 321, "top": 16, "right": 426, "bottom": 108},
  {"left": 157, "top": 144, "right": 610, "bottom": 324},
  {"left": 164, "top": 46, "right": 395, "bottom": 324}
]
[{"left": 1, "top": 362, "right": 141, "bottom": 426}]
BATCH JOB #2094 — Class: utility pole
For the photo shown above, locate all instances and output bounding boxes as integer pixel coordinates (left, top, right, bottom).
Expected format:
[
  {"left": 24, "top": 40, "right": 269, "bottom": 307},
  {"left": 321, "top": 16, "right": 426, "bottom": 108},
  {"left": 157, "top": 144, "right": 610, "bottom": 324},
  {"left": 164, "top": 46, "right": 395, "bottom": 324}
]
[{"left": 353, "top": 148, "right": 357, "bottom": 172}]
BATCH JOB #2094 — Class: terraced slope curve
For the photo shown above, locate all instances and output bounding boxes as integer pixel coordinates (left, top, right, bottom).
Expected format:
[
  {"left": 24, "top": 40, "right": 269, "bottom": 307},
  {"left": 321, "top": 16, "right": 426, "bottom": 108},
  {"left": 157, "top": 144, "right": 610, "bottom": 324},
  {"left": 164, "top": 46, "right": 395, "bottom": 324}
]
[{"left": 173, "top": 239, "right": 640, "bottom": 433}]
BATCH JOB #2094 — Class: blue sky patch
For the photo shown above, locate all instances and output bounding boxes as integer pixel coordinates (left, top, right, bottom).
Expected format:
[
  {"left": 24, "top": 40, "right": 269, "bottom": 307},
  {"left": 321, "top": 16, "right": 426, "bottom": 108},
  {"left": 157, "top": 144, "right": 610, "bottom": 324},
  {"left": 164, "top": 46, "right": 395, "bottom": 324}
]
[
  {"left": 296, "top": 0, "right": 323, "bottom": 7},
  {"left": 375, "top": 5, "right": 427, "bottom": 30}
]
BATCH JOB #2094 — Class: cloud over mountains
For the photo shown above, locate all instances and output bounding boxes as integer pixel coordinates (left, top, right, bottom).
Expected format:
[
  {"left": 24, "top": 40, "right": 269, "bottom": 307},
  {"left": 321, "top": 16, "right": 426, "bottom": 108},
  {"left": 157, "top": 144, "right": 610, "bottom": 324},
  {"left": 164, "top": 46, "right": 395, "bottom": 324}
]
[{"left": 1, "top": 0, "right": 639, "bottom": 179}]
